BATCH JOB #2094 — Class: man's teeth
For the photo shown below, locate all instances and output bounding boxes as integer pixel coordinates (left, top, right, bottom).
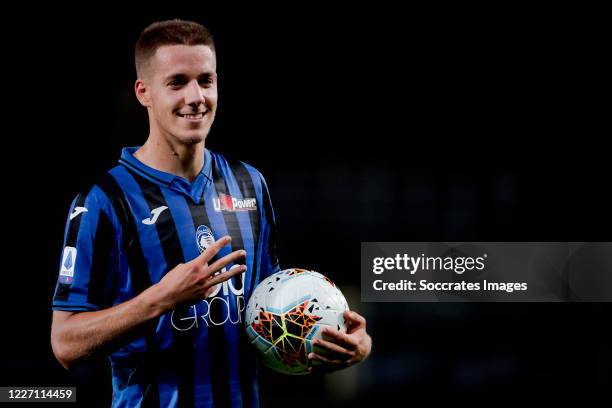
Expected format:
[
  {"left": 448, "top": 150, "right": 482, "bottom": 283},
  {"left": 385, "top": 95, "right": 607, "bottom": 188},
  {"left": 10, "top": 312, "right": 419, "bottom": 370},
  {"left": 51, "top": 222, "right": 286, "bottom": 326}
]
[{"left": 180, "top": 113, "right": 205, "bottom": 119}]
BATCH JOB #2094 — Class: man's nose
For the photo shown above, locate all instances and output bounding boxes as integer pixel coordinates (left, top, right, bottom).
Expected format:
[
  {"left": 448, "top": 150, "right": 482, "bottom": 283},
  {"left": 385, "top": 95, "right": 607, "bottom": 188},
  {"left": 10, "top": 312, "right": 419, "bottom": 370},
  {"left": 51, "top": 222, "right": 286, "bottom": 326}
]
[{"left": 185, "top": 80, "right": 205, "bottom": 105}]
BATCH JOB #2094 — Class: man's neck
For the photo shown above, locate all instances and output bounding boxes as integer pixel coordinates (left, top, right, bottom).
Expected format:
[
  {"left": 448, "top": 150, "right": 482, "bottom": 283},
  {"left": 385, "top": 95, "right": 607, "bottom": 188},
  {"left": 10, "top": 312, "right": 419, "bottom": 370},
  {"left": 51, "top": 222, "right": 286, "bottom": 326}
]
[{"left": 134, "top": 136, "right": 205, "bottom": 183}]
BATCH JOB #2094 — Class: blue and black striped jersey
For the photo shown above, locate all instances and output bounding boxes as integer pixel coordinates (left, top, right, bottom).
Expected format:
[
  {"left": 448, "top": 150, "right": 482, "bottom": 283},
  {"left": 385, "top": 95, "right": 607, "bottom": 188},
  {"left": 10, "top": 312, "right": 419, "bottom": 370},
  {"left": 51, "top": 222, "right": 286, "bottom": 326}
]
[{"left": 52, "top": 147, "right": 280, "bottom": 408}]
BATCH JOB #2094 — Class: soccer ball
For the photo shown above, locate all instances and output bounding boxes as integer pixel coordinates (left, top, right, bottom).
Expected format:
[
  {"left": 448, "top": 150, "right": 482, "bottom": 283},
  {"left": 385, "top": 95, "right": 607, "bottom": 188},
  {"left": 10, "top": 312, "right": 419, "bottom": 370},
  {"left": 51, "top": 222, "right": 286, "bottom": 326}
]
[{"left": 245, "top": 268, "right": 349, "bottom": 375}]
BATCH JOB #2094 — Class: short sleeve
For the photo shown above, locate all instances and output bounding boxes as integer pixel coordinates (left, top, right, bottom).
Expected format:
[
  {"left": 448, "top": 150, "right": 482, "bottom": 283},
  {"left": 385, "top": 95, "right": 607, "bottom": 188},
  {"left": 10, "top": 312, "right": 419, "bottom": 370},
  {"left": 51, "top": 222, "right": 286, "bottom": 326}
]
[
  {"left": 258, "top": 173, "right": 281, "bottom": 279},
  {"left": 52, "top": 185, "right": 120, "bottom": 311}
]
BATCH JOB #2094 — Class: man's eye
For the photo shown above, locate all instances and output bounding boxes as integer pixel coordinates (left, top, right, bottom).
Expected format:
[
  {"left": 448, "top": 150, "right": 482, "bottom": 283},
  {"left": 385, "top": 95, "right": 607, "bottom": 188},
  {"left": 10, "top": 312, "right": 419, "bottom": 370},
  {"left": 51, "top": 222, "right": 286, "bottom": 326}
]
[
  {"left": 168, "top": 80, "right": 185, "bottom": 87},
  {"left": 199, "top": 78, "right": 214, "bottom": 86}
]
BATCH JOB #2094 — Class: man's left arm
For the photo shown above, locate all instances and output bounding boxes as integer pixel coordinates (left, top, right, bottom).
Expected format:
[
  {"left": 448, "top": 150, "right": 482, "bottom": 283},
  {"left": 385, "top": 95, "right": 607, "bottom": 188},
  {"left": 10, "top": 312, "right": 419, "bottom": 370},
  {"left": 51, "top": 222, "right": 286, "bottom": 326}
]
[{"left": 307, "top": 310, "right": 372, "bottom": 373}]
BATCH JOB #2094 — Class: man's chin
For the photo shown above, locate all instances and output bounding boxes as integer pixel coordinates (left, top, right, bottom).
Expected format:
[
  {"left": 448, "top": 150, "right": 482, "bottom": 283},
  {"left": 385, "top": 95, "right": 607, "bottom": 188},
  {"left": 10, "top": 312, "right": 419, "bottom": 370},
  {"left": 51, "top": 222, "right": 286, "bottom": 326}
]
[
  {"left": 185, "top": 137, "right": 204, "bottom": 146},
  {"left": 177, "top": 133, "right": 207, "bottom": 146}
]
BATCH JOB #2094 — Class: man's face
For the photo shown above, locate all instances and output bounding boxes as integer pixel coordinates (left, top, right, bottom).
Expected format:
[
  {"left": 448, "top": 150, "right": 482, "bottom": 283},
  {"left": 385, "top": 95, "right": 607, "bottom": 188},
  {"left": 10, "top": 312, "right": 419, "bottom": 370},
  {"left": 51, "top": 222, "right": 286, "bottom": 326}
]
[{"left": 142, "top": 44, "right": 218, "bottom": 145}]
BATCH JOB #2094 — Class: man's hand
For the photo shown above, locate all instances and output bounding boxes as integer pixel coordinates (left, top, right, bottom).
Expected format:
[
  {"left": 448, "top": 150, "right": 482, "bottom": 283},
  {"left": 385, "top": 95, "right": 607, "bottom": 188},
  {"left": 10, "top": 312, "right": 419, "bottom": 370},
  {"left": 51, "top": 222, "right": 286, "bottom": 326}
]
[
  {"left": 151, "top": 235, "right": 247, "bottom": 310},
  {"left": 51, "top": 235, "right": 245, "bottom": 369},
  {"left": 308, "top": 310, "right": 372, "bottom": 373}
]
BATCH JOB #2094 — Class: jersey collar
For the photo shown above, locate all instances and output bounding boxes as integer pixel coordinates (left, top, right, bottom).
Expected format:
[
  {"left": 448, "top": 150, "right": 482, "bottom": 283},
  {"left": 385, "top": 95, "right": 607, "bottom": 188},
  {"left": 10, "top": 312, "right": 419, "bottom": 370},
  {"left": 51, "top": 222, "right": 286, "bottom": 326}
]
[{"left": 119, "top": 147, "right": 213, "bottom": 203}]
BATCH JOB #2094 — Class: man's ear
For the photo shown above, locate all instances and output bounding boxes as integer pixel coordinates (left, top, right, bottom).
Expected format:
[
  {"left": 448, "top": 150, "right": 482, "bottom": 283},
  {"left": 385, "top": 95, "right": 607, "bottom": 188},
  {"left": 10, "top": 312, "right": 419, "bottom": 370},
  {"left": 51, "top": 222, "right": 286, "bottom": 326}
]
[{"left": 135, "top": 79, "right": 151, "bottom": 107}]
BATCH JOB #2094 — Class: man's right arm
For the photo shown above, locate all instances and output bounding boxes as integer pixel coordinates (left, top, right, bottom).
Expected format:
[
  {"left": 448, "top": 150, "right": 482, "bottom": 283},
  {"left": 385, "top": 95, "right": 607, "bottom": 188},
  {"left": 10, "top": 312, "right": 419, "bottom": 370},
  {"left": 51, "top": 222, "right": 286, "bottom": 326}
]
[{"left": 51, "top": 236, "right": 245, "bottom": 369}]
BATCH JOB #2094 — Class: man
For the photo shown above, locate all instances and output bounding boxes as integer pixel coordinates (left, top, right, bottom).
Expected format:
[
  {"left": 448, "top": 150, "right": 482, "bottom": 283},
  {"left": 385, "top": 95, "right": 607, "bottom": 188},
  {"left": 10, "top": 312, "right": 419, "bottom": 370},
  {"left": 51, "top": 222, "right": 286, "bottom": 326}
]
[{"left": 51, "top": 19, "right": 371, "bottom": 407}]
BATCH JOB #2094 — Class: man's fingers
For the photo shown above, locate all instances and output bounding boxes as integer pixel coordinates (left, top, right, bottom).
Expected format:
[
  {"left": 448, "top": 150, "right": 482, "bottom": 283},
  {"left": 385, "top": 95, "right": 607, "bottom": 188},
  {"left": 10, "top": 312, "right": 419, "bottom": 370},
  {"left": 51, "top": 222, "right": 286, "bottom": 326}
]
[
  {"left": 321, "top": 328, "right": 358, "bottom": 350},
  {"left": 307, "top": 353, "right": 347, "bottom": 374},
  {"left": 344, "top": 310, "right": 366, "bottom": 326},
  {"left": 192, "top": 235, "right": 232, "bottom": 266},
  {"left": 206, "top": 264, "right": 247, "bottom": 288},
  {"left": 308, "top": 352, "right": 335, "bottom": 364},
  {"left": 203, "top": 249, "right": 247, "bottom": 277},
  {"left": 312, "top": 338, "right": 352, "bottom": 358}
]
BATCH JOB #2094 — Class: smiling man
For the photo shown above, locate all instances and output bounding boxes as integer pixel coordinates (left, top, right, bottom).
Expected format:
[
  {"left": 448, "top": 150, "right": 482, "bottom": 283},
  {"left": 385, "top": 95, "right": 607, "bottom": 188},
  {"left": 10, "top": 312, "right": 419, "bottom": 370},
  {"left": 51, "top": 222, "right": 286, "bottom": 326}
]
[{"left": 50, "top": 19, "right": 370, "bottom": 408}]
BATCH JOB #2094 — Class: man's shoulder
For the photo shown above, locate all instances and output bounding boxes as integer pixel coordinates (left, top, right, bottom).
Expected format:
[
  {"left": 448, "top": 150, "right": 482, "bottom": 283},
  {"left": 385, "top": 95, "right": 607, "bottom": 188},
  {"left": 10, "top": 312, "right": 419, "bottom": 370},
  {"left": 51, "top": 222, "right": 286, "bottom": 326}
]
[
  {"left": 208, "top": 149, "right": 266, "bottom": 184},
  {"left": 72, "top": 165, "right": 130, "bottom": 207}
]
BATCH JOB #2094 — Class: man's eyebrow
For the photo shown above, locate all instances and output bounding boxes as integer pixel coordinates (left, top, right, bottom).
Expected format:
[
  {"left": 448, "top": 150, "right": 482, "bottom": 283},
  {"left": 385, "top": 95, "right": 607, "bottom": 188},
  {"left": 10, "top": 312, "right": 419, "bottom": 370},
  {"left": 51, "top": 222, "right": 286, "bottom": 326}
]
[
  {"left": 164, "top": 73, "right": 188, "bottom": 82},
  {"left": 198, "top": 72, "right": 217, "bottom": 80},
  {"left": 164, "top": 72, "right": 217, "bottom": 82}
]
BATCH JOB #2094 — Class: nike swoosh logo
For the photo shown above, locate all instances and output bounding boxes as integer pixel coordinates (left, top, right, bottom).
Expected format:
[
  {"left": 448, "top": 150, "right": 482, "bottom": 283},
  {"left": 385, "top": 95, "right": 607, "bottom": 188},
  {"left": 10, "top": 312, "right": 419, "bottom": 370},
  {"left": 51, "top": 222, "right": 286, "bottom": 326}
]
[
  {"left": 70, "top": 206, "right": 88, "bottom": 220},
  {"left": 142, "top": 206, "right": 168, "bottom": 225}
]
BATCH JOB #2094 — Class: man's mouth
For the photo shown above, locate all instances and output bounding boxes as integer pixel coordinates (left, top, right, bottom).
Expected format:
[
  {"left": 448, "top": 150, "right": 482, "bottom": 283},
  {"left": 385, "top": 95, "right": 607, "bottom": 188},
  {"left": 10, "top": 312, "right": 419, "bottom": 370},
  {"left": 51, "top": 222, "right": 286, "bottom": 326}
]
[{"left": 177, "top": 111, "right": 207, "bottom": 120}]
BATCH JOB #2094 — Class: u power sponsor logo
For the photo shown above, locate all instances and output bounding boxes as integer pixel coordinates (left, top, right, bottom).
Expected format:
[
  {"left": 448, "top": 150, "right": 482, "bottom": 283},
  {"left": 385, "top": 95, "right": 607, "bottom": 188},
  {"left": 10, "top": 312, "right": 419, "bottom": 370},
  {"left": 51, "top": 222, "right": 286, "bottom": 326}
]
[{"left": 213, "top": 193, "right": 257, "bottom": 212}]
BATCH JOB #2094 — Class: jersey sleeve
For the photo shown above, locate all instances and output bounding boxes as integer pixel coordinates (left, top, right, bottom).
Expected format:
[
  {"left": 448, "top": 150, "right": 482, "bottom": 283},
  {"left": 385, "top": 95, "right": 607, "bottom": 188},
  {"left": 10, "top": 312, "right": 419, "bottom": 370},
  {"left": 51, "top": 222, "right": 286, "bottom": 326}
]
[
  {"left": 258, "top": 173, "right": 281, "bottom": 279},
  {"left": 52, "top": 185, "right": 121, "bottom": 311}
]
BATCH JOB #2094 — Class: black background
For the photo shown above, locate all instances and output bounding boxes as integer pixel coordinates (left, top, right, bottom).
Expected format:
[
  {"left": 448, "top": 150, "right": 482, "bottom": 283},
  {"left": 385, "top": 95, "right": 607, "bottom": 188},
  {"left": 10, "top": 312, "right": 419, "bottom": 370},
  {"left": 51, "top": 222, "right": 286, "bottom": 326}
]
[{"left": 1, "top": 4, "right": 610, "bottom": 407}]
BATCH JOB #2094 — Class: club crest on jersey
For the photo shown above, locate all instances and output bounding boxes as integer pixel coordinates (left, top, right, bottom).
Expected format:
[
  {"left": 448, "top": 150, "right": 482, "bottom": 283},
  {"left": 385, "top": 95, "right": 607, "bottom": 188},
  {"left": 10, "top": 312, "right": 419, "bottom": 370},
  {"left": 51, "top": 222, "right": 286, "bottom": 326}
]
[
  {"left": 196, "top": 225, "right": 215, "bottom": 253},
  {"left": 213, "top": 192, "right": 257, "bottom": 212},
  {"left": 59, "top": 246, "right": 77, "bottom": 284}
]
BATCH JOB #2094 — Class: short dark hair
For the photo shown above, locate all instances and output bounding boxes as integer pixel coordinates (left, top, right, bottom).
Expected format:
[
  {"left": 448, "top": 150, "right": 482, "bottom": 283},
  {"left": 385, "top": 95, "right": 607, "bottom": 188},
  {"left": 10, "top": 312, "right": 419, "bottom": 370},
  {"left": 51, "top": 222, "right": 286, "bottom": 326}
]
[{"left": 135, "top": 19, "right": 215, "bottom": 78}]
